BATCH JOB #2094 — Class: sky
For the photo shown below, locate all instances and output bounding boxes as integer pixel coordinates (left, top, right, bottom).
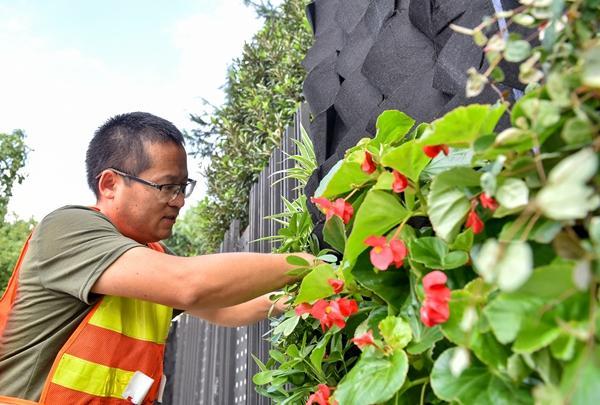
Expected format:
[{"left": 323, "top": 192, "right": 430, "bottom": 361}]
[{"left": 0, "top": 0, "right": 266, "bottom": 221}]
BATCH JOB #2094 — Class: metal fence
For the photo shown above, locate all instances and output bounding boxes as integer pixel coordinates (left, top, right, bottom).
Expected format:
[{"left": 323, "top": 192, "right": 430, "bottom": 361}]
[{"left": 163, "top": 105, "right": 309, "bottom": 404}]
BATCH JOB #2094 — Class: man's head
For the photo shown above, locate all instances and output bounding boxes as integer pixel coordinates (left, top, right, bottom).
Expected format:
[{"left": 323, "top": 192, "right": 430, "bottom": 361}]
[
  {"left": 87, "top": 112, "right": 192, "bottom": 243},
  {"left": 86, "top": 112, "right": 185, "bottom": 197}
]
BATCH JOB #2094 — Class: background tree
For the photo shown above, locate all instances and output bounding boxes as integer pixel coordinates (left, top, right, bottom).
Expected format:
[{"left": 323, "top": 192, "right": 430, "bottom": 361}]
[
  {"left": 0, "top": 129, "right": 32, "bottom": 293},
  {"left": 167, "top": 0, "right": 311, "bottom": 255}
]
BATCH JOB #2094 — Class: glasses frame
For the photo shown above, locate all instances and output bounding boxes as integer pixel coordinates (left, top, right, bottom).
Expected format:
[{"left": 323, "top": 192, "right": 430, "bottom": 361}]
[{"left": 103, "top": 168, "right": 196, "bottom": 202}]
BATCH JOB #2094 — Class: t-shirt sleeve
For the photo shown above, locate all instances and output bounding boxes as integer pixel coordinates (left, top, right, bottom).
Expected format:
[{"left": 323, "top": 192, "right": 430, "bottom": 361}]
[{"left": 29, "top": 206, "right": 145, "bottom": 304}]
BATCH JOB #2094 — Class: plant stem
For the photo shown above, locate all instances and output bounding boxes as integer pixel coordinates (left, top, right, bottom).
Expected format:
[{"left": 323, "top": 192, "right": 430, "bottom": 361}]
[
  {"left": 420, "top": 381, "right": 429, "bottom": 405},
  {"left": 391, "top": 213, "right": 413, "bottom": 241}
]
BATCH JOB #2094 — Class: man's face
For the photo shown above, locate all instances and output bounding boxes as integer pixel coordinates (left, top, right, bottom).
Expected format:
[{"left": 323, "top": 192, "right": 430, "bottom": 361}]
[{"left": 113, "top": 141, "right": 189, "bottom": 244}]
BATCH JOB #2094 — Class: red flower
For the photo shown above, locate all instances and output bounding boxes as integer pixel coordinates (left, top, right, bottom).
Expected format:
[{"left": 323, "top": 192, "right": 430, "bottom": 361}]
[
  {"left": 361, "top": 151, "right": 377, "bottom": 174},
  {"left": 392, "top": 170, "right": 408, "bottom": 193},
  {"left": 295, "top": 302, "right": 313, "bottom": 316},
  {"left": 307, "top": 384, "right": 338, "bottom": 405},
  {"left": 465, "top": 210, "right": 484, "bottom": 234},
  {"left": 365, "top": 236, "right": 408, "bottom": 270},
  {"left": 390, "top": 239, "right": 408, "bottom": 268},
  {"left": 420, "top": 271, "right": 451, "bottom": 327},
  {"left": 336, "top": 297, "right": 359, "bottom": 317},
  {"left": 351, "top": 329, "right": 376, "bottom": 349},
  {"left": 479, "top": 193, "right": 498, "bottom": 210},
  {"left": 422, "top": 144, "right": 450, "bottom": 158},
  {"left": 365, "top": 235, "right": 394, "bottom": 270},
  {"left": 311, "top": 197, "right": 354, "bottom": 224},
  {"left": 328, "top": 279, "right": 344, "bottom": 294},
  {"left": 309, "top": 298, "right": 358, "bottom": 332}
]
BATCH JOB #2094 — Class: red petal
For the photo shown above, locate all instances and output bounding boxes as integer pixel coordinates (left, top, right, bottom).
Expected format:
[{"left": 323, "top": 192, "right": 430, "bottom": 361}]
[
  {"left": 422, "top": 145, "right": 442, "bottom": 158},
  {"left": 370, "top": 245, "right": 394, "bottom": 270},
  {"left": 364, "top": 235, "right": 387, "bottom": 247},
  {"left": 337, "top": 297, "right": 359, "bottom": 317},
  {"left": 390, "top": 239, "right": 407, "bottom": 262},
  {"left": 441, "top": 144, "right": 450, "bottom": 155},
  {"left": 328, "top": 279, "right": 344, "bottom": 294},
  {"left": 392, "top": 171, "right": 408, "bottom": 193},
  {"left": 465, "top": 210, "right": 484, "bottom": 234},
  {"left": 351, "top": 329, "right": 376, "bottom": 349},
  {"left": 479, "top": 193, "right": 499, "bottom": 210},
  {"left": 422, "top": 270, "right": 447, "bottom": 291},
  {"left": 361, "top": 151, "right": 377, "bottom": 174},
  {"left": 295, "top": 302, "right": 313, "bottom": 316}
]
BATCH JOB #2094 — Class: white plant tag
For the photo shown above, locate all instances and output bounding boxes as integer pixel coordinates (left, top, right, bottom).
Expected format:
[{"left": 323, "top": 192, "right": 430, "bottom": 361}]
[{"left": 122, "top": 371, "right": 154, "bottom": 404}]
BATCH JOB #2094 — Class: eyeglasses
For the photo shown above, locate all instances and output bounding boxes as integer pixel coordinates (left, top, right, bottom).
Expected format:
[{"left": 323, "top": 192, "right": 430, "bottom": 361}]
[{"left": 103, "top": 168, "right": 196, "bottom": 203}]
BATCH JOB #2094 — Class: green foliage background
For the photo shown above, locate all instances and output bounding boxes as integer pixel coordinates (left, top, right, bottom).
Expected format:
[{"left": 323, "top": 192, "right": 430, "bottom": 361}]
[
  {"left": 0, "top": 130, "right": 33, "bottom": 294},
  {"left": 167, "top": 0, "right": 312, "bottom": 255}
]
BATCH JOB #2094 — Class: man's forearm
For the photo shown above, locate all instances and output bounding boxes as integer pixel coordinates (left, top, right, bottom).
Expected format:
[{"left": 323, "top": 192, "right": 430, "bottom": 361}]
[
  {"left": 187, "top": 293, "right": 289, "bottom": 327},
  {"left": 179, "top": 252, "right": 311, "bottom": 310}
]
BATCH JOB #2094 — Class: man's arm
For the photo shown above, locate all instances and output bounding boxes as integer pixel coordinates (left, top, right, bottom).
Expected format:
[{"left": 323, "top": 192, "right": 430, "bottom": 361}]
[
  {"left": 91, "top": 247, "right": 309, "bottom": 311},
  {"left": 186, "top": 293, "right": 290, "bottom": 327}
]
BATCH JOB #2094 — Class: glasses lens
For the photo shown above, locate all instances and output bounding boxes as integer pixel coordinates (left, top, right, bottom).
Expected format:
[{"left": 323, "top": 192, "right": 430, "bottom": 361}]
[{"left": 185, "top": 180, "right": 196, "bottom": 198}]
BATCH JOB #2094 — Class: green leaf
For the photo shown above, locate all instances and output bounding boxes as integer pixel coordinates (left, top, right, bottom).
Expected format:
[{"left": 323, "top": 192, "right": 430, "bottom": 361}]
[
  {"left": 427, "top": 168, "right": 481, "bottom": 242},
  {"left": 582, "top": 43, "right": 600, "bottom": 87},
  {"left": 431, "top": 348, "right": 532, "bottom": 405},
  {"left": 496, "top": 178, "right": 529, "bottom": 209},
  {"left": 419, "top": 104, "right": 507, "bottom": 147},
  {"left": 473, "top": 239, "right": 533, "bottom": 292},
  {"left": 380, "top": 140, "right": 431, "bottom": 182},
  {"left": 323, "top": 216, "right": 346, "bottom": 253},
  {"left": 379, "top": 316, "right": 412, "bottom": 350},
  {"left": 409, "top": 237, "right": 469, "bottom": 269},
  {"left": 334, "top": 350, "right": 409, "bottom": 405},
  {"left": 372, "top": 170, "right": 394, "bottom": 190},
  {"left": 273, "top": 315, "right": 300, "bottom": 337},
  {"left": 294, "top": 264, "right": 337, "bottom": 304},
  {"left": 253, "top": 370, "right": 275, "bottom": 385},
  {"left": 345, "top": 190, "right": 410, "bottom": 264},
  {"left": 420, "top": 148, "right": 473, "bottom": 180},
  {"left": 315, "top": 151, "right": 375, "bottom": 199},
  {"left": 561, "top": 347, "right": 600, "bottom": 405},
  {"left": 442, "top": 285, "right": 510, "bottom": 370},
  {"left": 450, "top": 229, "right": 474, "bottom": 252},
  {"left": 562, "top": 117, "right": 593, "bottom": 144},
  {"left": 537, "top": 148, "right": 600, "bottom": 220},
  {"left": 309, "top": 334, "right": 331, "bottom": 377},
  {"left": 504, "top": 39, "right": 531, "bottom": 62},
  {"left": 352, "top": 253, "right": 410, "bottom": 309},
  {"left": 406, "top": 325, "right": 443, "bottom": 355},
  {"left": 286, "top": 255, "right": 310, "bottom": 266},
  {"left": 373, "top": 110, "right": 416, "bottom": 146},
  {"left": 484, "top": 292, "right": 545, "bottom": 344}
]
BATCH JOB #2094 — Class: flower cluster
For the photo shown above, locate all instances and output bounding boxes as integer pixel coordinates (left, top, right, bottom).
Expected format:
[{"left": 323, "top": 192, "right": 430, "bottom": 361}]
[
  {"left": 311, "top": 197, "right": 354, "bottom": 224},
  {"left": 295, "top": 297, "right": 359, "bottom": 332},
  {"left": 364, "top": 236, "right": 408, "bottom": 271},
  {"left": 420, "top": 271, "right": 451, "bottom": 327},
  {"left": 307, "top": 384, "right": 338, "bottom": 405}
]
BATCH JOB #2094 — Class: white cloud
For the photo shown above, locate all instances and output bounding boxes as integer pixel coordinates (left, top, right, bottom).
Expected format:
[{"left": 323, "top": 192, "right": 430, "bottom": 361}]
[{"left": 0, "top": 2, "right": 262, "bottom": 221}]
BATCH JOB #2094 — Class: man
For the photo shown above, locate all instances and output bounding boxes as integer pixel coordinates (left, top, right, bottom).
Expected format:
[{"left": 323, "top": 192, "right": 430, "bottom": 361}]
[{"left": 0, "top": 112, "right": 310, "bottom": 403}]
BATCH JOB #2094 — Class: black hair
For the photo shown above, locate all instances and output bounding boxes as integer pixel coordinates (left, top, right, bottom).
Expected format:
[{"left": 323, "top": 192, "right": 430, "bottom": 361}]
[{"left": 86, "top": 112, "right": 185, "bottom": 198}]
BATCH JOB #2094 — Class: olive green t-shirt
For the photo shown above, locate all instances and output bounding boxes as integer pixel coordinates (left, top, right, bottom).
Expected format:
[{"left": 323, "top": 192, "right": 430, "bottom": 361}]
[{"left": 0, "top": 205, "right": 148, "bottom": 400}]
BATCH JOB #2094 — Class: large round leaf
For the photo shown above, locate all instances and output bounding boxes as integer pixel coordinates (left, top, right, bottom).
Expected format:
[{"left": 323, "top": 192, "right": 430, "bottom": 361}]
[
  {"left": 345, "top": 190, "right": 409, "bottom": 264},
  {"left": 334, "top": 350, "right": 409, "bottom": 405},
  {"left": 427, "top": 168, "right": 480, "bottom": 242},
  {"left": 431, "top": 348, "right": 532, "bottom": 405}
]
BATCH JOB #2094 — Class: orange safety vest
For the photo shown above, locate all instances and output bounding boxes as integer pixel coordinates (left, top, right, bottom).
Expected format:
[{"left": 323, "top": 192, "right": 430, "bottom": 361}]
[{"left": 0, "top": 234, "right": 172, "bottom": 404}]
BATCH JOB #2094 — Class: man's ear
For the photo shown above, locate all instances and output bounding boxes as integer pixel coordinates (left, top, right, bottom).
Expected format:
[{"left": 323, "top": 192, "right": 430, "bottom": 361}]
[{"left": 97, "top": 171, "right": 119, "bottom": 200}]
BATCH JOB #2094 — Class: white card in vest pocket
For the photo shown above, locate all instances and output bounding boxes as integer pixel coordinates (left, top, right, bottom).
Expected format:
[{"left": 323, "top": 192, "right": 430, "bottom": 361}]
[{"left": 122, "top": 371, "right": 154, "bottom": 404}]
